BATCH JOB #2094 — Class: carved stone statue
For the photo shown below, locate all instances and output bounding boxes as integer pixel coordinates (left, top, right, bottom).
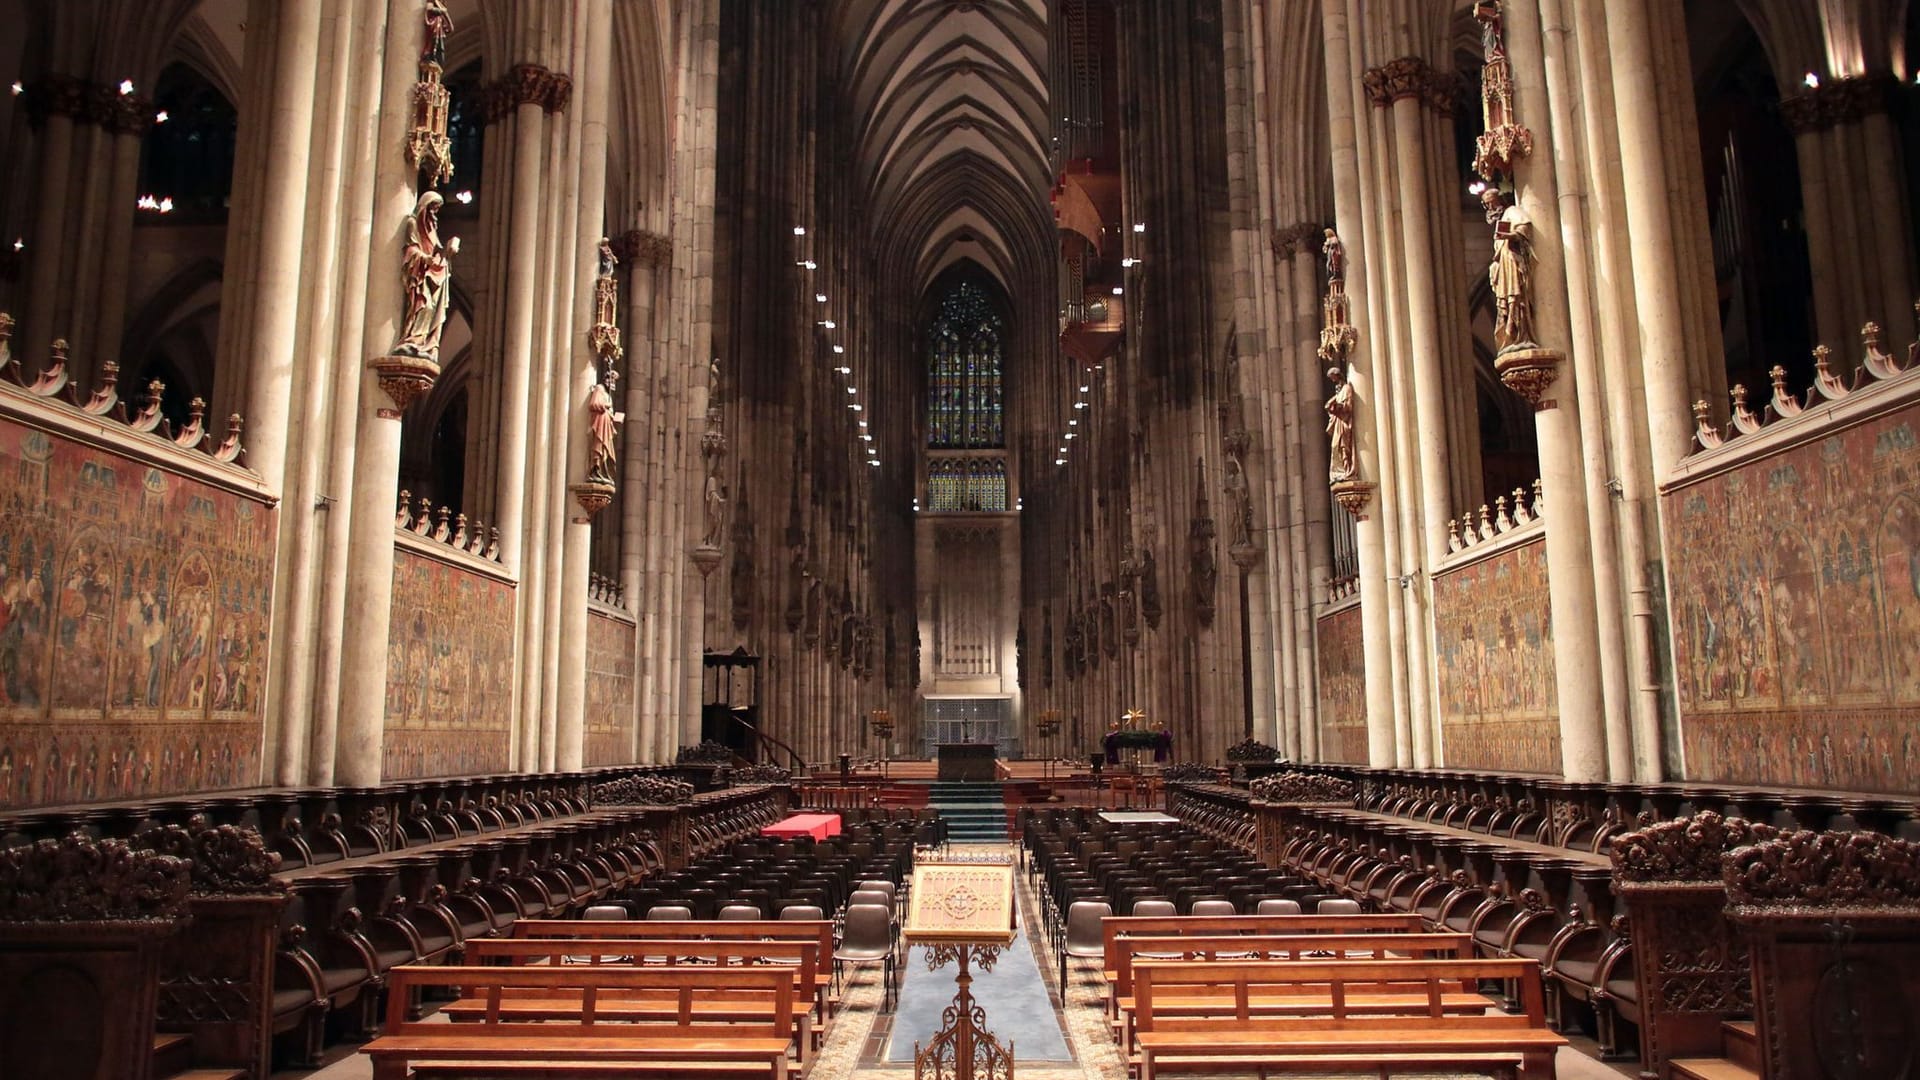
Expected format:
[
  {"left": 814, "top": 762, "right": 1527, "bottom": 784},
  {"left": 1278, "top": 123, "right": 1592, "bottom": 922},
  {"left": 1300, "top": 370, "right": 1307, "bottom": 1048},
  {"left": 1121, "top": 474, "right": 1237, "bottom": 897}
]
[
  {"left": 1489, "top": 198, "right": 1535, "bottom": 351},
  {"left": 423, "top": 0, "right": 453, "bottom": 67},
  {"left": 393, "top": 191, "right": 457, "bottom": 360},
  {"left": 1326, "top": 365, "right": 1357, "bottom": 482},
  {"left": 702, "top": 472, "right": 728, "bottom": 548},
  {"left": 585, "top": 368, "right": 622, "bottom": 484},
  {"left": 598, "top": 235, "right": 618, "bottom": 278},
  {"left": 1322, "top": 228, "right": 1345, "bottom": 295},
  {"left": 1223, "top": 443, "right": 1251, "bottom": 547}
]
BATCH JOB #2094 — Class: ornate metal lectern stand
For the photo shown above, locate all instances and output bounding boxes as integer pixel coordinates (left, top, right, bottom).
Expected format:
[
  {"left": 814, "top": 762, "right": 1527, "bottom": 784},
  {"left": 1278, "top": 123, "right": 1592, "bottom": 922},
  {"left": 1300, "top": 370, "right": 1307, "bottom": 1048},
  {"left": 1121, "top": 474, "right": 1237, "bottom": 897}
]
[{"left": 904, "top": 860, "right": 1018, "bottom": 1080}]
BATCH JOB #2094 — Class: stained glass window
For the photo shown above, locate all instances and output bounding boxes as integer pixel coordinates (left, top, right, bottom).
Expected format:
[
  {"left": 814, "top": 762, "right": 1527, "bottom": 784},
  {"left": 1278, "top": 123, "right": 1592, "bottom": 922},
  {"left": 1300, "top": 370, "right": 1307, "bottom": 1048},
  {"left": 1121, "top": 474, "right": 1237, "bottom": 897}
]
[{"left": 927, "top": 281, "right": 1005, "bottom": 449}]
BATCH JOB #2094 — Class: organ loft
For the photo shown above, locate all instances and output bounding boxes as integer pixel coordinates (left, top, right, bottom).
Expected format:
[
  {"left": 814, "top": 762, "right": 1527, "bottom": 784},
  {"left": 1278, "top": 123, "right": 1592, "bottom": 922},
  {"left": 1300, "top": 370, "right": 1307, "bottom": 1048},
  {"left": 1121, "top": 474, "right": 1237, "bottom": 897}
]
[{"left": 0, "top": 2, "right": 1917, "bottom": 1079}]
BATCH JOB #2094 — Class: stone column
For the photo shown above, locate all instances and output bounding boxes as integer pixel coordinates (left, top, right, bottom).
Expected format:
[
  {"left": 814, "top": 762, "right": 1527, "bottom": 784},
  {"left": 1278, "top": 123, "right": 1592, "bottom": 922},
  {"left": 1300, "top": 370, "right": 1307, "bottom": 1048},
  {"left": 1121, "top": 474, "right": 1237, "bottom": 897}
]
[
  {"left": 492, "top": 69, "right": 551, "bottom": 574},
  {"left": 1604, "top": 0, "right": 1696, "bottom": 485},
  {"left": 334, "top": 0, "right": 429, "bottom": 787},
  {"left": 241, "top": 0, "right": 325, "bottom": 496},
  {"left": 1321, "top": 0, "right": 1395, "bottom": 769},
  {"left": 1498, "top": 0, "right": 1610, "bottom": 783},
  {"left": 19, "top": 76, "right": 79, "bottom": 365},
  {"left": 555, "top": 0, "right": 614, "bottom": 773}
]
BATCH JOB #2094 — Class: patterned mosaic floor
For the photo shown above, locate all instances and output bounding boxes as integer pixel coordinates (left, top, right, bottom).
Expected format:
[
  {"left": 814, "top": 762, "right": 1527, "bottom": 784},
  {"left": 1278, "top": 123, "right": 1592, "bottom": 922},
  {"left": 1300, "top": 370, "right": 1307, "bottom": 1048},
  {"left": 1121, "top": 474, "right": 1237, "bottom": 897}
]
[{"left": 281, "top": 840, "right": 1633, "bottom": 1080}]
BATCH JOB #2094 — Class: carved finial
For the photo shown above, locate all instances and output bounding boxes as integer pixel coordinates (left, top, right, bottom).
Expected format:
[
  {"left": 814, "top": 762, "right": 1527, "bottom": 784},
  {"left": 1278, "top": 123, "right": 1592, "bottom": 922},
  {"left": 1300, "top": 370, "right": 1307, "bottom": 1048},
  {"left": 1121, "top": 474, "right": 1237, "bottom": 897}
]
[
  {"left": 1770, "top": 363, "right": 1803, "bottom": 417},
  {"left": 1494, "top": 494, "right": 1513, "bottom": 532},
  {"left": 1512, "top": 486, "right": 1531, "bottom": 524},
  {"left": 1730, "top": 382, "right": 1762, "bottom": 434},
  {"left": 83, "top": 359, "right": 120, "bottom": 415},
  {"left": 397, "top": 490, "right": 413, "bottom": 527},
  {"left": 433, "top": 504, "right": 452, "bottom": 542},
  {"left": 214, "top": 413, "right": 245, "bottom": 464},
  {"left": 452, "top": 513, "right": 468, "bottom": 547},
  {"left": 1478, "top": 503, "right": 1495, "bottom": 541},
  {"left": 175, "top": 396, "right": 207, "bottom": 448},
  {"left": 486, "top": 526, "right": 501, "bottom": 560},
  {"left": 1448, "top": 518, "right": 1463, "bottom": 552},
  {"left": 1532, "top": 477, "right": 1544, "bottom": 514},
  {"left": 1864, "top": 318, "right": 1903, "bottom": 380},
  {"left": 413, "top": 495, "right": 433, "bottom": 534},
  {"left": 31, "top": 338, "right": 71, "bottom": 397}
]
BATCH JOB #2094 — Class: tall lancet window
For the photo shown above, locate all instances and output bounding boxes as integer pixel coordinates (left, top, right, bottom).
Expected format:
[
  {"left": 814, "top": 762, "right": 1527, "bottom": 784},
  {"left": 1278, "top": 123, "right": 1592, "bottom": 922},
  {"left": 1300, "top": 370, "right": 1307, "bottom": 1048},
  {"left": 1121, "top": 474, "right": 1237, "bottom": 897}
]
[{"left": 927, "top": 281, "right": 1005, "bottom": 449}]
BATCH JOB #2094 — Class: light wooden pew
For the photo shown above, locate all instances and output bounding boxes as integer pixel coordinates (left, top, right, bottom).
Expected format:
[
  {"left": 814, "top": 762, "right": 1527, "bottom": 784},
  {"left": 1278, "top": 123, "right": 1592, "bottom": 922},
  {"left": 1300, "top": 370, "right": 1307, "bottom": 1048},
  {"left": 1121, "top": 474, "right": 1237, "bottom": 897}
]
[
  {"left": 452, "top": 937, "right": 823, "bottom": 1061},
  {"left": 1131, "top": 956, "right": 1566, "bottom": 1080},
  {"left": 1107, "top": 932, "right": 1479, "bottom": 1048},
  {"left": 362, "top": 964, "right": 796, "bottom": 1080},
  {"left": 512, "top": 919, "right": 835, "bottom": 1014},
  {"left": 1097, "top": 912, "right": 1429, "bottom": 1016}
]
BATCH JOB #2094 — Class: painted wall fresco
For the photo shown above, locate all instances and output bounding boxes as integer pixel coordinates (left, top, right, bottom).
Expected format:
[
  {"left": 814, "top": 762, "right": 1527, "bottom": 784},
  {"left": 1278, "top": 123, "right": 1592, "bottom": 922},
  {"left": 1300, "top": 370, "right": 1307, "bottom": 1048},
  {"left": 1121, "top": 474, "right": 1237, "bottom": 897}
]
[
  {"left": 384, "top": 547, "right": 514, "bottom": 778},
  {"left": 585, "top": 608, "right": 636, "bottom": 766},
  {"left": 1432, "top": 536, "right": 1562, "bottom": 775},
  {"left": 0, "top": 418, "right": 274, "bottom": 810},
  {"left": 1315, "top": 604, "right": 1369, "bottom": 763},
  {"left": 1667, "top": 403, "right": 1920, "bottom": 795}
]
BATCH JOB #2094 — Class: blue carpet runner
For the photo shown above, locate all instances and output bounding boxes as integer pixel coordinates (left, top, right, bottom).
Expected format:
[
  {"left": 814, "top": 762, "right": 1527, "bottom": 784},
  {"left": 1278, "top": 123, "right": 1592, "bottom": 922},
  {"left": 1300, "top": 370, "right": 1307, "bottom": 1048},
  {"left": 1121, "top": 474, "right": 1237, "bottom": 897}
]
[{"left": 884, "top": 924, "right": 1073, "bottom": 1062}]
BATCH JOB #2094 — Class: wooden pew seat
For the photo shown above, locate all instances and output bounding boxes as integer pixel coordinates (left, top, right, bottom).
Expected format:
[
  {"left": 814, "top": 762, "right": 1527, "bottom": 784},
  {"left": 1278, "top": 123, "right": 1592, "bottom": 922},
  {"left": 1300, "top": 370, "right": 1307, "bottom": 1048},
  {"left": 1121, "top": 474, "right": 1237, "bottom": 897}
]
[
  {"left": 1130, "top": 958, "right": 1567, "bottom": 1080},
  {"left": 361, "top": 965, "right": 795, "bottom": 1080}
]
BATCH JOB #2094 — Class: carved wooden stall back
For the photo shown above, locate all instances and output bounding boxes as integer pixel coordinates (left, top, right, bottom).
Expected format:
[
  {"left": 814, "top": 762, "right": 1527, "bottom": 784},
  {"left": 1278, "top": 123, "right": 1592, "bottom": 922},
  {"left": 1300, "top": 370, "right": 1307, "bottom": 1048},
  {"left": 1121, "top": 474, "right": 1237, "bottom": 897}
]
[
  {"left": 0, "top": 833, "right": 192, "bottom": 1080},
  {"left": 1609, "top": 812, "right": 1773, "bottom": 1080},
  {"left": 1725, "top": 829, "right": 1920, "bottom": 1080},
  {"left": 140, "top": 816, "right": 291, "bottom": 1080}
]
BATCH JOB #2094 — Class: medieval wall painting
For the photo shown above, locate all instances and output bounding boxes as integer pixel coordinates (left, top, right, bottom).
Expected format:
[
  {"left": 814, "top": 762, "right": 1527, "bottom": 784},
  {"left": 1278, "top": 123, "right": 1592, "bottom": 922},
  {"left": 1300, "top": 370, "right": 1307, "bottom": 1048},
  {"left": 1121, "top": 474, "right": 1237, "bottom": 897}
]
[
  {"left": 1432, "top": 536, "right": 1562, "bottom": 776},
  {"left": 384, "top": 547, "right": 514, "bottom": 778},
  {"left": 0, "top": 418, "right": 275, "bottom": 810},
  {"left": 585, "top": 608, "right": 636, "bottom": 766},
  {"left": 1666, "top": 405, "right": 1920, "bottom": 795},
  {"left": 1315, "top": 603, "right": 1368, "bottom": 763}
]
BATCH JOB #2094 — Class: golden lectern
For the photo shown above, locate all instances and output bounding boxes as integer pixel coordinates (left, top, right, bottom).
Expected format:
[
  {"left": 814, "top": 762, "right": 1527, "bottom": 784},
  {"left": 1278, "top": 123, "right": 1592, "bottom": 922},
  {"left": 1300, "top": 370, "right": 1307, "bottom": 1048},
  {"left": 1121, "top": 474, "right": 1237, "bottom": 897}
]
[{"left": 903, "top": 859, "right": 1018, "bottom": 1080}]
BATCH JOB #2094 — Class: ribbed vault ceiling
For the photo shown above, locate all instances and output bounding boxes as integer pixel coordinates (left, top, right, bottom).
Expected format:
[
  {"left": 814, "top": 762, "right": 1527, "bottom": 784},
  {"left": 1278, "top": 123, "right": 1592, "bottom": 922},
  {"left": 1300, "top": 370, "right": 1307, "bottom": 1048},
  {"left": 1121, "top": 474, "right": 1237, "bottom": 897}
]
[{"left": 831, "top": 0, "right": 1051, "bottom": 293}]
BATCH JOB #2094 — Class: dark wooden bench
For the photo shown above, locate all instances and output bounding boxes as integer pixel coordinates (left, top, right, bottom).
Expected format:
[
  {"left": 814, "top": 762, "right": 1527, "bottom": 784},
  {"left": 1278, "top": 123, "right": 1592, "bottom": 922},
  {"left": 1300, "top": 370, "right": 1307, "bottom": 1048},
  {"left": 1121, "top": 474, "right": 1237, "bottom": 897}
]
[
  {"left": 361, "top": 964, "right": 795, "bottom": 1080},
  {"left": 1131, "top": 957, "right": 1566, "bottom": 1080}
]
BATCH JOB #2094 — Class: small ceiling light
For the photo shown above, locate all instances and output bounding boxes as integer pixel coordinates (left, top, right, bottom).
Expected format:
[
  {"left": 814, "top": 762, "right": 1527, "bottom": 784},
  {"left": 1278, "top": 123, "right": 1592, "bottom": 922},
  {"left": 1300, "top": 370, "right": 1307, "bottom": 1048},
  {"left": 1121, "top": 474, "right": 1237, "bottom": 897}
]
[
  {"left": 816, "top": 293, "right": 828, "bottom": 303},
  {"left": 1074, "top": 401, "right": 1088, "bottom": 409},
  {"left": 1467, "top": 180, "right": 1487, "bottom": 196},
  {"left": 159, "top": 196, "right": 173, "bottom": 213},
  {"left": 454, "top": 190, "right": 474, "bottom": 204},
  {"left": 823, "top": 320, "right": 836, "bottom": 329},
  {"left": 1120, "top": 257, "right": 1136, "bottom": 268},
  {"left": 117, "top": 79, "right": 134, "bottom": 95},
  {"left": 861, "top": 434, "right": 873, "bottom": 441},
  {"left": 858, "top": 420, "right": 868, "bottom": 427},
  {"left": 11, "top": 238, "right": 23, "bottom": 252},
  {"left": 803, "top": 260, "right": 818, "bottom": 270},
  {"left": 794, "top": 226, "right": 807, "bottom": 235},
  {"left": 868, "top": 459, "right": 881, "bottom": 467},
  {"left": 154, "top": 109, "right": 168, "bottom": 123},
  {"left": 1057, "top": 447, "right": 1067, "bottom": 454},
  {"left": 1804, "top": 71, "right": 1821, "bottom": 88},
  {"left": 1054, "top": 458, "right": 1065, "bottom": 466},
  {"left": 846, "top": 386, "right": 857, "bottom": 394},
  {"left": 1079, "top": 385, "right": 1090, "bottom": 392},
  {"left": 1111, "top": 286, "right": 1123, "bottom": 296},
  {"left": 837, "top": 366, "right": 852, "bottom": 375},
  {"left": 1068, "top": 419, "right": 1078, "bottom": 426},
  {"left": 1132, "top": 222, "right": 1146, "bottom": 233},
  {"left": 851, "top": 404, "right": 863, "bottom": 411},
  {"left": 8, "top": 81, "right": 22, "bottom": 96},
  {"left": 832, "top": 345, "right": 845, "bottom": 354},
  {"left": 1064, "top": 432, "right": 1076, "bottom": 440}
]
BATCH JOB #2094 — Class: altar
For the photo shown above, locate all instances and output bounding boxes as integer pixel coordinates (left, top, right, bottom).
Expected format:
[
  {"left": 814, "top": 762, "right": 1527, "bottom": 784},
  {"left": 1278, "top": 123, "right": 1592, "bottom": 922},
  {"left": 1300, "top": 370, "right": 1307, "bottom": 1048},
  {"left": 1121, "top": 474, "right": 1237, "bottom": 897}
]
[{"left": 937, "top": 742, "right": 997, "bottom": 782}]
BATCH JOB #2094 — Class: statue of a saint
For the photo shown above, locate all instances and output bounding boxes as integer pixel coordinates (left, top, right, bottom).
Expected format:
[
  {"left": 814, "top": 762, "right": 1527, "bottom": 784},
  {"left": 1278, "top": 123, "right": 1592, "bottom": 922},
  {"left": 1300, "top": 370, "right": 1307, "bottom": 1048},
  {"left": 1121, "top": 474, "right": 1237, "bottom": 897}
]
[
  {"left": 1322, "top": 228, "right": 1345, "bottom": 295},
  {"left": 598, "top": 235, "right": 618, "bottom": 278},
  {"left": 393, "top": 191, "right": 458, "bottom": 360},
  {"left": 1326, "top": 365, "right": 1357, "bottom": 482},
  {"left": 423, "top": 0, "right": 453, "bottom": 68},
  {"left": 1489, "top": 198, "right": 1535, "bottom": 351},
  {"left": 702, "top": 472, "right": 728, "bottom": 548},
  {"left": 1223, "top": 448, "right": 1251, "bottom": 545},
  {"left": 585, "top": 368, "right": 622, "bottom": 483}
]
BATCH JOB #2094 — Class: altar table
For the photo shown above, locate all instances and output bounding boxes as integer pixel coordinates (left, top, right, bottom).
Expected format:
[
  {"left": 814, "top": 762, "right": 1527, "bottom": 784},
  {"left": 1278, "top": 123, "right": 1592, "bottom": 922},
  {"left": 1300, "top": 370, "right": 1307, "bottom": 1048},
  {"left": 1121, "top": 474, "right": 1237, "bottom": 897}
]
[{"left": 762, "top": 813, "right": 843, "bottom": 841}]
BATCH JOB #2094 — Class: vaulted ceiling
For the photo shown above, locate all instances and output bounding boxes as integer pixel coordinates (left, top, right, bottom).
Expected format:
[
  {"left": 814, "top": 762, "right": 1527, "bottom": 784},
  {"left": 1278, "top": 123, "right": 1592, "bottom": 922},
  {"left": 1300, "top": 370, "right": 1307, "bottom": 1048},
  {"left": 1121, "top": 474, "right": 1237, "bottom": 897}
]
[{"left": 829, "top": 0, "right": 1052, "bottom": 294}]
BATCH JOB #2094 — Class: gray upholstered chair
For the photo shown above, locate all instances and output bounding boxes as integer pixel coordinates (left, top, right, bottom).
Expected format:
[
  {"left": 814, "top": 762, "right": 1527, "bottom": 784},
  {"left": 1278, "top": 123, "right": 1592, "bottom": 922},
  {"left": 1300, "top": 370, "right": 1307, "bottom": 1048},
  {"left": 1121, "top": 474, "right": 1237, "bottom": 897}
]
[
  {"left": 1256, "top": 898, "right": 1303, "bottom": 916},
  {"left": 645, "top": 904, "right": 693, "bottom": 920},
  {"left": 718, "top": 904, "right": 762, "bottom": 921},
  {"left": 1316, "top": 898, "right": 1363, "bottom": 915},
  {"left": 780, "top": 904, "right": 825, "bottom": 921},
  {"left": 583, "top": 904, "right": 630, "bottom": 920}
]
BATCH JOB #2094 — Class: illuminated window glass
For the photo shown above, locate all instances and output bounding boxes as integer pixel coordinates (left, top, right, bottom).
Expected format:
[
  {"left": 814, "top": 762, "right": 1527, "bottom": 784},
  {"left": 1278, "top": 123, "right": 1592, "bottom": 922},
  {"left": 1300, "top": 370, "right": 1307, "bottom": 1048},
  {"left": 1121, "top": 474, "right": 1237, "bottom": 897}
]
[{"left": 927, "top": 281, "right": 1004, "bottom": 449}]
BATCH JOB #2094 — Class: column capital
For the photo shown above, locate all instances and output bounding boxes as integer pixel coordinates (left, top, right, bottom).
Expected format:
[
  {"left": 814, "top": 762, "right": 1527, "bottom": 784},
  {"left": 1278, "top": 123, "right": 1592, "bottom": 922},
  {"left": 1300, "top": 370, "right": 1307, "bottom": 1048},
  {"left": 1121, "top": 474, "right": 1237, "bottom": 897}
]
[
  {"left": 612, "top": 229, "right": 673, "bottom": 268},
  {"left": 486, "top": 63, "right": 574, "bottom": 122},
  {"left": 91, "top": 87, "right": 156, "bottom": 136},
  {"left": 1268, "top": 221, "right": 1322, "bottom": 259},
  {"left": 1362, "top": 56, "right": 1432, "bottom": 108},
  {"left": 22, "top": 74, "right": 88, "bottom": 128},
  {"left": 1780, "top": 74, "right": 1897, "bottom": 133}
]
